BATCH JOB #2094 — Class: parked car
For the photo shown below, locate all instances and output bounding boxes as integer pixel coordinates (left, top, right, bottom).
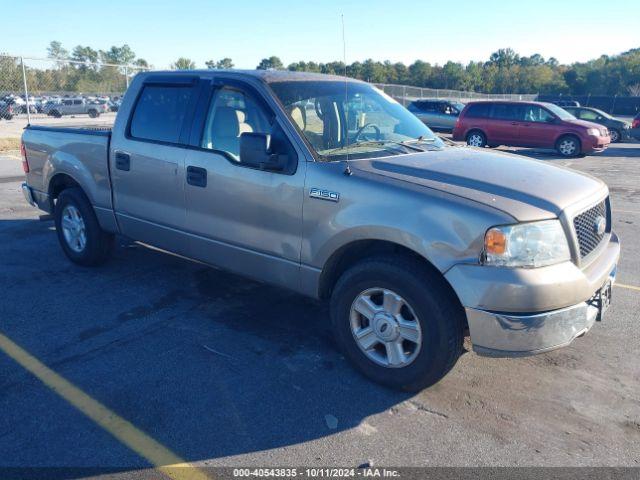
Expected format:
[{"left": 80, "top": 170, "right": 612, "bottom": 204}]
[
  {"left": 47, "top": 98, "right": 106, "bottom": 118},
  {"left": 21, "top": 71, "right": 619, "bottom": 391},
  {"left": 452, "top": 101, "right": 610, "bottom": 157},
  {"left": 407, "top": 99, "right": 465, "bottom": 131},
  {"left": 631, "top": 112, "right": 640, "bottom": 141},
  {"left": 563, "top": 106, "right": 631, "bottom": 143},
  {"left": 41, "top": 99, "right": 63, "bottom": 115},
  {"left": 0, "top": 100, "right": 14, "bottom": 120},
  {"left": 553, "top": 100, "right": 581, "bottom": 107}
]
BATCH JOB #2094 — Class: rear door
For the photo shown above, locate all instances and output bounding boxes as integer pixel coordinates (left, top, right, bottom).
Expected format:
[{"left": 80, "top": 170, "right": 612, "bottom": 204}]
[
  {"left": 182, "top": 78, "right": 306, "bottom": 289},
  {"left": 486, "top": 103, "right": 524, "bottom": 145},
  {"left": 109, "top": 75, "right": 201, "bottom": 255}
]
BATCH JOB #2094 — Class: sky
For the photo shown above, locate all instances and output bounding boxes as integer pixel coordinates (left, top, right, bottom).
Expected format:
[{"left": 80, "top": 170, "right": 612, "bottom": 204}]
[{"left": 3, "top": 0, "right": 639, "bottom": 69}]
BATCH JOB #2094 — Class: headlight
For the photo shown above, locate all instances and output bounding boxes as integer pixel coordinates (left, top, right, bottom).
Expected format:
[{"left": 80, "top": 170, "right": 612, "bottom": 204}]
[
  {"left": 587, "top": 128, "right": 601, "bottom": 136},
  {"left": 483, "top": 220, "right": 570, "bottom": 267}
]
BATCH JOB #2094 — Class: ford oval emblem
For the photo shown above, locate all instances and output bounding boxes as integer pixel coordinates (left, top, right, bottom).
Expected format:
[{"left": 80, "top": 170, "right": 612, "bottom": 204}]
[{"left": 594, "top": 216, "right": 606, "bottom": 236}]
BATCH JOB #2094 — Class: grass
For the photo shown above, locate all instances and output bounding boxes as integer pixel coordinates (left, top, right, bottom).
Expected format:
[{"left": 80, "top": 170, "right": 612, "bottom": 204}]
[{"left": 0, "top": 137, "right": 20, "bottom": 152}]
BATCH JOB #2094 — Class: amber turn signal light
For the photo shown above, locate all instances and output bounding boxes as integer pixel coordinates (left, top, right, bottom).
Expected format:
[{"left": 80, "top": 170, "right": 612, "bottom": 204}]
[{"left": 485, "top": 228, "right": 507, "bottom": 255}]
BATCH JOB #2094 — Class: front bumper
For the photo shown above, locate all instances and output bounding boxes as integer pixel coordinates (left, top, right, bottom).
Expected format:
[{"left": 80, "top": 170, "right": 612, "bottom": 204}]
[
  {"left": 467, "top": 298, "right": 602, "bottom": 357},
  {"left": 584, "top": 135, "right": 610, "bottom": 153},
  {"left": 446, "top": 232, "right": 620, "bottom": 357}
]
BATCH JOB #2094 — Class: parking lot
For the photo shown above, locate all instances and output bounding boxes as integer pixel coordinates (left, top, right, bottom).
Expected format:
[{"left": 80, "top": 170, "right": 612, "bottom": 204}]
[{"left": 0, "top": 141, "right": 639, "bottom": 473}]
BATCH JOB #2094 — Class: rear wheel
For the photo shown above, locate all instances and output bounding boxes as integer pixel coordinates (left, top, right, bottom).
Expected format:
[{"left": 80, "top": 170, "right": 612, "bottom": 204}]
[
  {"left": 609, "top": 129, "right": 621, "bottom": 143},
  {"left": 51, "top": 110, "right": 62, "bottom": 118},
  {"left": 88, "top": 109, "right": 99, "bottom": 118},
  {"left": 54, "top": 188, "right": 114, "bottom": 266},
  {"left": 466, "top": 130, "right": 487, "bottom": 148},
  {"left": 330, "top": 256, "right": 464, "bottom": 391},
  {"left": 556, "top": 135, "right": 581, "bottom": 157}
]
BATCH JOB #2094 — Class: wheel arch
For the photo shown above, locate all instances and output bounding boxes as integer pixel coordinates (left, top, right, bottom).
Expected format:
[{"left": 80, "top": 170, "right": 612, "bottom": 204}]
[{"left": 318, "top": 239, "right": 465, "bottom": 322}]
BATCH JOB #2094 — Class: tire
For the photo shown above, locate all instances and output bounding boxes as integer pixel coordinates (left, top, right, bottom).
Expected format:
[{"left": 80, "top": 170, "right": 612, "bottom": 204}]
[
  {"left": 609, "top": 129, "right": 621, "bottom": 143},
  {"left": 466, "top": 130, "right": 487, "bottom": 148},
  {"left": 51, "top": 110, "right": 62, "bottom": 118},
  {"left": 556, "top": 135, "right": 581, "bottom": 157},
  {"left": 330, "top": 256, "right": 464, "bottom": 391},
  {"left": 54, "top": 187, "right": 114, "bottom": 266},
  {"left": 88, "top": 109, "right": 99, "bottom": 118}
]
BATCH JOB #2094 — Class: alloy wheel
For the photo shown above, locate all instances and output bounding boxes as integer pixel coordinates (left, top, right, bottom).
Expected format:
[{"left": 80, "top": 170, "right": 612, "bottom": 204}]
[
  {"left": 349, "top": 288, "right": 422, "bottom": 368},
  {"left": 61, "top": 205, "right": 87, "bottom": 253}
]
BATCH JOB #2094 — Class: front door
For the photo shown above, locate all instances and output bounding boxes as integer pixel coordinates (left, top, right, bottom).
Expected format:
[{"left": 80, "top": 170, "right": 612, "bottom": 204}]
[
  {"left": 519, "top": 104, "right": 560, "bottom": 148},
  {"left": 183, "top": 81, "right": 306, "bottom": 289}
]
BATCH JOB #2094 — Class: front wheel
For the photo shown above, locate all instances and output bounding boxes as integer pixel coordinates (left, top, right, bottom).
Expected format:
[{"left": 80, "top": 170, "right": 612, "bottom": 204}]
[
  {"left": 330, "top": 256, "right": 464, "bottom": 391},
  {"left": 88, "top": 109, "right": 99, "bottom": 118},
  {"left": 54, "top": 188, "right": 114, "bottom": 266},
  {"left": 556, "top": 135, "right": 581, "bottom": 157}
]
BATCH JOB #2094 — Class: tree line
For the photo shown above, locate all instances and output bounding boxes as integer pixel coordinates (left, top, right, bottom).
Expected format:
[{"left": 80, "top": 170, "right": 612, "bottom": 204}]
[
  {"left": 183, "top": 48, "right": 640, "bottom": 96},
  {"left": 2, "top": 41, "right": 639, "bottom": 96}
]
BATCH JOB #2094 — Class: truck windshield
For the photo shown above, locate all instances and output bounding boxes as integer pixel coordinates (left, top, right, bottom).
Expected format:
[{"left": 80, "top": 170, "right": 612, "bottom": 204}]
[{"left": 269, "top": 80, "right": 444, "bottom": 161}]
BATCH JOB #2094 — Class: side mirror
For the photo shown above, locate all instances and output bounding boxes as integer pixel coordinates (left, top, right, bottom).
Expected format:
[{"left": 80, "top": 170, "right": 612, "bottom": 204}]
[
  {"left": 546, "top": 116, "right": 557, "bottom": 124},
  {"left": 239, "top": 132, "right": 287, "bottom": 172}
]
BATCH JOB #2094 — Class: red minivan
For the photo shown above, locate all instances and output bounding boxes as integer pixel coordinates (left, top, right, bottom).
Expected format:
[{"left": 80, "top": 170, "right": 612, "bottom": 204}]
[{"left": 452, "top": 101, "right": 610, "bottom": 157}]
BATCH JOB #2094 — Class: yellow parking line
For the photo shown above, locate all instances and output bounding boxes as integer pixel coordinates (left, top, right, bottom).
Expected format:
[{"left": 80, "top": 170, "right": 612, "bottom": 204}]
[
  {"left": 0, "top": 332, "right": 211, "bottom": 480},
  {"left": 615, "top": 282, "right": 640, "bottom": 292}
]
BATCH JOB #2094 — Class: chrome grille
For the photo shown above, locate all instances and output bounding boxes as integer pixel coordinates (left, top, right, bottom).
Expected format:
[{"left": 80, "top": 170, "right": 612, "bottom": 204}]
[{"left": 573, "top": 200, "right": 608, "bottom": 258}]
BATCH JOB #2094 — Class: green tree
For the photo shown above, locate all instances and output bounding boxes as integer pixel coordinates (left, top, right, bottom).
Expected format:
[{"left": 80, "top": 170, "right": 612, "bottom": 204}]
[
  {"left": 205, "top": 58, "right": 234, "bottom": 69},
  {"left": 172, "top": 57, "right": 196, "bottom": 70},
  {"left": 47, "top": 41, "right": 68, "bottom": 60},
  {"left": 100, "top": 45, "right": 136, "bottom": 65},
  {"left": 256, "top": 56, "right": 283, "bottom": 70}
]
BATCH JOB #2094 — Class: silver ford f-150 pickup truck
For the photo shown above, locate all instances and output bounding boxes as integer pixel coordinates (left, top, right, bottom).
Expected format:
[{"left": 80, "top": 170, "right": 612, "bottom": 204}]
[{"left": 21, "top": 70, "right": 619, "bottom": 391}]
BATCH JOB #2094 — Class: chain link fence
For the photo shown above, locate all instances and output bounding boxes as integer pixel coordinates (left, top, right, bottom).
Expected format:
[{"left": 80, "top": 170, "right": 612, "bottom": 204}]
[
  {"left": 374, "top": 83, "right": 538, "bottom": 105},
  {"left": 0, "top": 54, "right": 147, "bottom": 141}
]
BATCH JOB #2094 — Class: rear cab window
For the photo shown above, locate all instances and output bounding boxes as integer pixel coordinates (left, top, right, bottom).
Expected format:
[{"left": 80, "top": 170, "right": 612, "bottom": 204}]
[{"left": 129, "top": 85, "right": 195, "bottom": 144}]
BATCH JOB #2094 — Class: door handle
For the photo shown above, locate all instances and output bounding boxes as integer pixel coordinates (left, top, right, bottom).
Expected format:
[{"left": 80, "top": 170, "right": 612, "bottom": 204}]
[
  {"left": 115, "top": 151, "right": 130, "bottom": 171},
  {"left": 186, "top": 166, "right": 207, "bottom": 188}
]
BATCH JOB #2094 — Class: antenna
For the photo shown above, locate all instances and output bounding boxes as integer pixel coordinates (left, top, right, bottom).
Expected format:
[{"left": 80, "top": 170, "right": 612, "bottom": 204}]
[{"left": 341, "top": 14, "right": 352, "bottom": 176}]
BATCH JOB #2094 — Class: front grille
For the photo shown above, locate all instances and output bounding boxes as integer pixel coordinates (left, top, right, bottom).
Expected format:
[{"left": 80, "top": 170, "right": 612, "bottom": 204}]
[{"left": 573, "top": 200, "right": 608, "bottom": 258}]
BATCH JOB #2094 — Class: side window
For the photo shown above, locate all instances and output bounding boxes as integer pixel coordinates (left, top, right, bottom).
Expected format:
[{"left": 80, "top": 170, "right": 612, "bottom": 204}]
[
  {"left": 465, "top": 103, "right": 490, "bottom": 118},
  {"left": 200, "top": 87, "right": 272, "bottom": 160},
  {"left": 421, "top": 101, "right": 437, "bottom": 112},
  {"left": 578, "top": 109, "right": 599, "bottom": 121},
  {"left": 490, "top": 104, "right": 522, "bottom": 121},
  {"left": 129, "top": 85, "right": 194, "bottom": 144},
  {"left": 64, "top": 100, "right": 73, "bottom": 106},
  {"left": 73, "top": 99, "right": 82, "bottom": 105},
  {"left": 523, "top": 105, "right": 554, "bottom": 123}
]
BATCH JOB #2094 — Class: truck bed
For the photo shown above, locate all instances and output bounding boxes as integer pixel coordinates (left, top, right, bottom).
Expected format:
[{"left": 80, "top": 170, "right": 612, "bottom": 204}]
[{"left": 22, "top": 124, "right": 113, "bottom": 215}]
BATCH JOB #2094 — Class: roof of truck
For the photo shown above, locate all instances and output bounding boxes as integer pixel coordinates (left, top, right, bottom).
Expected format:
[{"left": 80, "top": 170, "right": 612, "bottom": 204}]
[{"left": 145, "top": 69, "right": 365, "bottom": 84}]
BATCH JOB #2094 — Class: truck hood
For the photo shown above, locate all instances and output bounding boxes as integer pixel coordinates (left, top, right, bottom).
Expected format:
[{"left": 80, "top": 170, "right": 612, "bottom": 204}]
[{"left": 353, "top": 147, "right": 607, "bottom": 222}]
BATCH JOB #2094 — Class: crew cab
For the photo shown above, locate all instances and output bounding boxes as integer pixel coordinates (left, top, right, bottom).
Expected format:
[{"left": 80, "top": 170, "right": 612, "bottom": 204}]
[
  {"left": 21, "top": 71, "right": 619, "bottom": 391},
  {"left": 452, "top": 100, "right": 611, "bottom": 157}
]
